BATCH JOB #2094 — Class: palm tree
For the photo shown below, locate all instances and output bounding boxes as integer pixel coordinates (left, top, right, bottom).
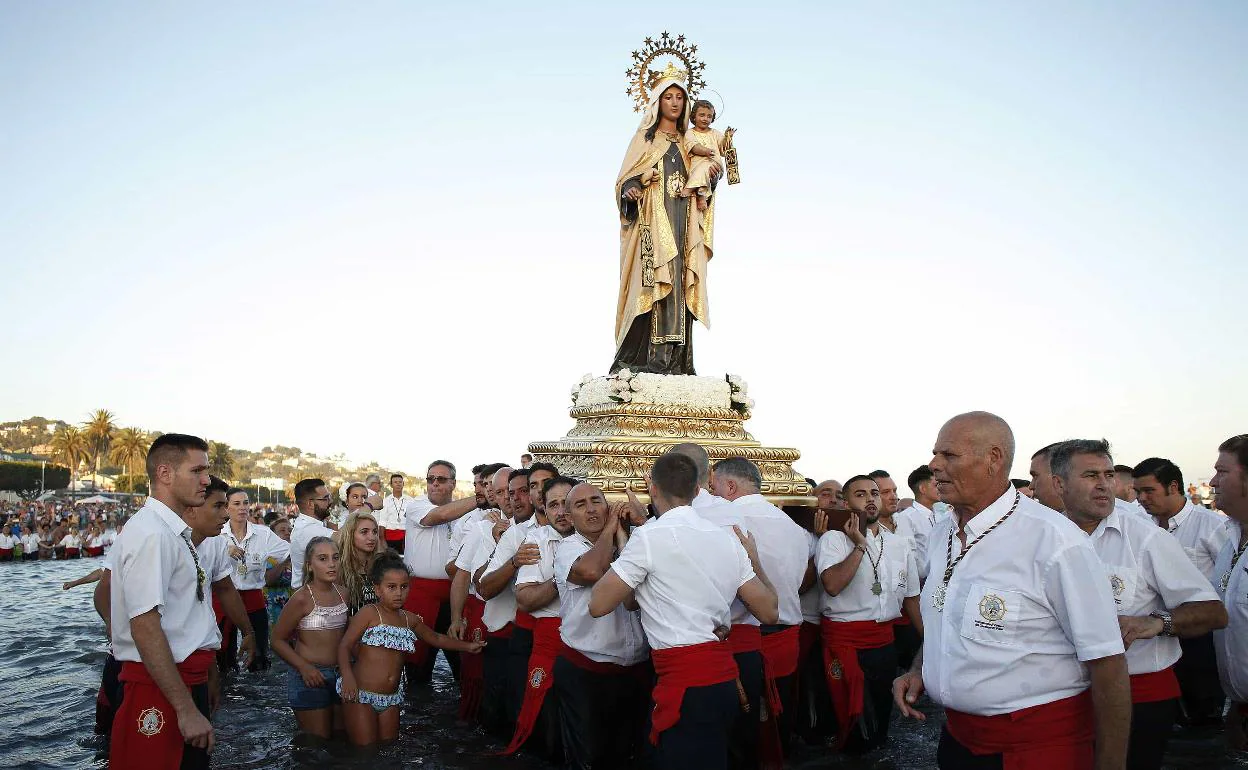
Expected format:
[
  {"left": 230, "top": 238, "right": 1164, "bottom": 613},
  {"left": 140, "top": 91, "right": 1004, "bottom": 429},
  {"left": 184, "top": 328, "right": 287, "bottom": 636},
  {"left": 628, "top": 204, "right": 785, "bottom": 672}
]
[
  {"left": 109, "top": 427, "right": 149, "bottom": 489},
  {"left": 209, "top": 441, "right": 235, "bottom": 481},
  {"left": 83, "top": 409, "right": 117, "bottom": 487},
  {"left": 50, "top": 425, "right": 89, "bottom": 491}
]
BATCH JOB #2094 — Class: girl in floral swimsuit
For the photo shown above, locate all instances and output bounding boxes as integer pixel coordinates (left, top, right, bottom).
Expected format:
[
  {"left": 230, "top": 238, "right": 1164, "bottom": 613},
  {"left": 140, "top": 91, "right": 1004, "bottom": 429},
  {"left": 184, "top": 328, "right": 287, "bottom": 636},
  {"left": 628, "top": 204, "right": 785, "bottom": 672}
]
[{"left": 337, "top": 552, "right": 485, "bottom": 746}]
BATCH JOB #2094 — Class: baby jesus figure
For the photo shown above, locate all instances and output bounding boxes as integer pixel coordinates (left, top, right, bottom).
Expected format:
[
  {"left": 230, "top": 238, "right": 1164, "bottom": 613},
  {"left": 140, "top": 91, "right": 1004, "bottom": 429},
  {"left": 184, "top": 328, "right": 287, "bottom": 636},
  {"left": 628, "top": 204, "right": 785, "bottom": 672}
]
[{"left": 682, "top": 99, "right": 726, "bottom": 211}]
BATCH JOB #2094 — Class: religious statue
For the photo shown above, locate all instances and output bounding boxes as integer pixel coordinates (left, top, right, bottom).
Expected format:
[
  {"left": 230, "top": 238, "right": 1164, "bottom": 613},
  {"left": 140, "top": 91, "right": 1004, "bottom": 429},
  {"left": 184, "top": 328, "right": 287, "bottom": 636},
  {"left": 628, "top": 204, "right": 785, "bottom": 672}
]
[{"left": 612, "top": 34, "right": 723, "bottom": 376}]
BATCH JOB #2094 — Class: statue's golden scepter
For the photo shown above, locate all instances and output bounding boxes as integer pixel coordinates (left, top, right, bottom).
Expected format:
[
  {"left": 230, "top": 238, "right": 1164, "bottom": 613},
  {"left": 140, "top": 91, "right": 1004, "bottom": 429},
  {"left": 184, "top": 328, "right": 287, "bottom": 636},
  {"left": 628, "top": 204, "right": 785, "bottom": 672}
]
[{"left": 722, "top": 126, "right": 740, "bottom": 185}]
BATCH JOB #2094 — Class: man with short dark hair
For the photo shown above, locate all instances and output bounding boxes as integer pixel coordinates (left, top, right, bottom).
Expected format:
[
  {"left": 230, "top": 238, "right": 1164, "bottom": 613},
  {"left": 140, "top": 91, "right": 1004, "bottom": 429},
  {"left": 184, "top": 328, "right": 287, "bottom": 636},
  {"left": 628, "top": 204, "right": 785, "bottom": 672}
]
[
  {"left": 378, "top": 473, "right": 410, "bottom": 554},
  {"left": 590, "top": 453, "right": 778, "bottom": 770},
  {"left": 1028, "top": 443, "right": 1065, "bottom": 511},
  {"left": 108, "top": 434, "right": 219, "bottom": 769},
  {"left": 896, "top": 465, "right": 944, "bottom": 580},
  {"left": 289, "top": 478, "right": 333, "bottom": 590},
  {"left": 867, "top": 470, "right": 900, "bottom": 533},
  {"left": 1133, "top": 455, "right": 1231, "bottom": 725},
  {"left": 1053, "top": 439, "right": 1225, "bottom": 770},
  {"left": 1211, "top": 434, "right": 1248, "bottom": 748},
  {"left": 520, "top": 453, "right": 533, "bottom": 469},
  {"left": 669, "top": 442, "right": 726, "bottom": 509},
  {"left": 1113, "top": 465, "right": 1138, "bottom": 503}
]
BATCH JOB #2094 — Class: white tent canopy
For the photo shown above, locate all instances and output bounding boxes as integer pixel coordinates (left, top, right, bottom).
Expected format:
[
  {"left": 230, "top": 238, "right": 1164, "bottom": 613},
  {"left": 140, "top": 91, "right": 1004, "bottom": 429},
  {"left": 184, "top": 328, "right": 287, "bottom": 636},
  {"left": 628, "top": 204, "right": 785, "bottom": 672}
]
[{"left": 76, "top": 494, "right": 118, "bottom": 505}]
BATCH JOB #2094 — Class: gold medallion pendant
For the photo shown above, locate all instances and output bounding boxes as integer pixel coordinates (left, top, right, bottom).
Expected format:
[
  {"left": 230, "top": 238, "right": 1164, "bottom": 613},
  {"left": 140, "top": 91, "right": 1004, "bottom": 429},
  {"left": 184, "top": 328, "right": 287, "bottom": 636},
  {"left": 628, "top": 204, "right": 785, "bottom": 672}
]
[{"left": 931, "top": 583, "right": 948, "bottom": 611}]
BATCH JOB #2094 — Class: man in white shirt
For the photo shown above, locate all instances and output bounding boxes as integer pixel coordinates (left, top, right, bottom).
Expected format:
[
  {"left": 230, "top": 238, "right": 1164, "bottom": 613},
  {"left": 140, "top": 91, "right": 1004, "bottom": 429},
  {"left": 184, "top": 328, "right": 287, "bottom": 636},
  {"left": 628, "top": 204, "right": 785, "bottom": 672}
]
[
  {"left": 894, "top": 412, "right": 1130, "bottom": 770},
  {"left": 895, "top": 465, "right": 945, "bottom": 582},
  {"left": 1210, "top": 434, "right": 1248, "bottom": 749},
  {"left": 703, "top": 457, "right": 812, "bottom": 764},
  {"left": 502, "top": 474, "right": 576, "bottom": 757},
  {"left": 1028, "top": 442, "right": 1065, "bottom": 511},
  {"left": 378, "top": 473, "right": 410, "bottom": 554},
  {"left": 818, "top": 474, "right": 920, "bottom": 753},
  {"left": 403, "top": 460, "right": 480, "bottom": 686},
  {"left": 590, "top": 452, "right": 779, "bottom": 770},
  {"left": 867, "top": 470, "right": 901, "bottom": 534},
  {"left": 289, "top": 478, "right": 334, "bottom": 590},
  {"left": 1133, "top": 456, "right": 1232, "bottom": 726},
  {"left": 669, "top": 442, "right": 727, "bottom": 509},
  {"left": 220, "top": 486, "right": 289, "bottom": 672},
  {"left": 1113, "top": 464, "right": 1138, "bottom": 504},
  {"left": 107, "top": 434, "right": 219, "bottom": 769},
  {"left": 1053, "top": 439, "right": 1225, "bottom": 770},
  {"left": 553, "top": 480, "right": 651, "bottom": 770}
]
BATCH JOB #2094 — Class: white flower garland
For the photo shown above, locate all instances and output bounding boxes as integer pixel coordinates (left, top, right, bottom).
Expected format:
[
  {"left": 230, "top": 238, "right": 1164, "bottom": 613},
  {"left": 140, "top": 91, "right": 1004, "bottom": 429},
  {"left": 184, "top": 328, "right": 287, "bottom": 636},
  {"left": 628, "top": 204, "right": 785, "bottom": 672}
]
[{"left": 572, "top": 372, "right": 734, "bottom": 410}]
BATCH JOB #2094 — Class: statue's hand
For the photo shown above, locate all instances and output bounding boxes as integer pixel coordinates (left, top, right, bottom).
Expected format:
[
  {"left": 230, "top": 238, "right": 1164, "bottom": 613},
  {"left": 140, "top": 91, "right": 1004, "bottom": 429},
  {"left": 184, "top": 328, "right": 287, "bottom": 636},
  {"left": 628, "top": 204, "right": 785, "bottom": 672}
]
[
  {"left": 709, "top": 161, "right": 723, "bottom": 178},
  {"left": 624, "top": 187, "right": 643, "bottom": 201},
  {"left": 640, "top": 168, "right": 658, "bottom": 185}
]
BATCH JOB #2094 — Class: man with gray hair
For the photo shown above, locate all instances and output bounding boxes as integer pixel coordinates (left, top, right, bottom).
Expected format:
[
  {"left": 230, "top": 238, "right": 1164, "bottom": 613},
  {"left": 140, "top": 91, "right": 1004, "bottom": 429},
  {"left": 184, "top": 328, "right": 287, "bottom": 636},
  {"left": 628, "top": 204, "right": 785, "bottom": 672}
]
[
  {"left": 1051, "top": 438, "right": 1225, "bottom": 770},
  {"left": 702, "top": 457, "right": 812, "bottom": 763},
  {"left": 894, "top": 411, "right": 1130, "bottom": 770},
  {"left": 668, "top": 442, "right": 726, "bottom": 509}
]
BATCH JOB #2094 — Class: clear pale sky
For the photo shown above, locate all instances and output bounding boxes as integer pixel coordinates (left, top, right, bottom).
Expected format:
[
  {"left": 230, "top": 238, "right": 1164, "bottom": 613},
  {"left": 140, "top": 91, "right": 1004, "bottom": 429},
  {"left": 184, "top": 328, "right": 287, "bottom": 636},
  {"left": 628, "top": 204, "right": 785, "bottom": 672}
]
[{"left": 3, "top": 2, "right": 1245, "bottom": 486}]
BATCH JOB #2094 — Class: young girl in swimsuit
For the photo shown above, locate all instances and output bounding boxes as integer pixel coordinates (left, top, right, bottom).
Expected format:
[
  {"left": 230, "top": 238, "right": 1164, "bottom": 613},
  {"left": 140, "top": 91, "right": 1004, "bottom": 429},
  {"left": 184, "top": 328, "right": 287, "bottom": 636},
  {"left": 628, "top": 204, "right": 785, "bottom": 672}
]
[
  {"left": 337, "top": 552, "right": 485, "bottom": 746},
  {"left": 272, "top": 536, "right": 349, "bottom": 738}
]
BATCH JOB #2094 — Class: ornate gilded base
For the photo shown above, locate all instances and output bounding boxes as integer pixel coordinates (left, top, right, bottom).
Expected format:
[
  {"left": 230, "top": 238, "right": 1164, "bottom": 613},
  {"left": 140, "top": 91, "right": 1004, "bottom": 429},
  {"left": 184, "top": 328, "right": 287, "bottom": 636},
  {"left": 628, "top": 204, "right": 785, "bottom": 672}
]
[{"left": 528, "top": 400, "right": 814, "bottom": 507}]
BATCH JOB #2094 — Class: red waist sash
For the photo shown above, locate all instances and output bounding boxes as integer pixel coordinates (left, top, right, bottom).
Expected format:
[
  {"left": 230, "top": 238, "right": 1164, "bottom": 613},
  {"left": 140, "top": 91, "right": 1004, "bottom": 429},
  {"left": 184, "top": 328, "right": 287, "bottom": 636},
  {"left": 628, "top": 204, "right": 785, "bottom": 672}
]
[
  {"left": 649, "top": 641, "right": 739, "bottom": 746},
  {"left": 239, "top": 588, "right": 266, "bottom": 614},
  {"left": 111, "top": 649, "right": 215, "bottom": 770},
  {"left": 726, "top": 623, "right": 762, "bottom": 653},
  {"left": 944, "top": 691, "right": 1094, "bottom": 770},
  {"left": 761, "top": 625, "right": 800, "bottom": 715},
  {"left": 65, "top": 547, "right": 80, "bottom": 556},
  {"left": 459, "top": 595, "right": 487, "bottom": 721},
  {"left": 501, "top": 617, "right": 563, "bottom": 754},
  {"left": 515, "top": 611, "right": 536, "bottom": 631},
  {"left": 820, "top": 618, "right": 895, "bottom": 748},
  {"left": 404, "top": 576, "right": 452, "bottom": 664},
  {"left": 0, "top": 548, "right": 12, "bottom": 557},
  {"left": 561, "top": 645, "right": 646, "bottom": 675},
  {"left": 85, "top": 545, "right": 105, "bottom": 557},
  {"left": 1130, "top": 666, "right": 1181, "bottom": 704},
  {"left": 384, "top": 528, "right": 405, "bottom": 541}
]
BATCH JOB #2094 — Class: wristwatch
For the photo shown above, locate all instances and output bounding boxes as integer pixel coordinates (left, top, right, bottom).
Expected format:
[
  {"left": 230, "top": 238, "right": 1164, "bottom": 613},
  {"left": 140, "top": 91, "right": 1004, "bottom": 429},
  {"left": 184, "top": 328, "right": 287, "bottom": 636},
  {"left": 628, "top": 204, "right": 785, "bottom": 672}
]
[{"left": 1149, "top": 610, "right": 1175, "bottom": 636}]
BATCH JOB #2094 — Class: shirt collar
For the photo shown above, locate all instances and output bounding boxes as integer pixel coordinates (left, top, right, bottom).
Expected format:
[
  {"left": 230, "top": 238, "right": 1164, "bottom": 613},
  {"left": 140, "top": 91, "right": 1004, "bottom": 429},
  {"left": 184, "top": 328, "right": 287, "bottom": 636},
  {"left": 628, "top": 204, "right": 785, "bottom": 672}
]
[
  {"left": 1089, "top": 506, "right": 1124, "bottom": 541},
  {"left": 222, "top": 520, "right": 255, "bottom": 542},
  {"left": 959, "top": 487, "right": 1019, "bottom": 540},
  {"left": 1153, "top": 500, "right": 1192, "bottom": 532},
  {"left": 658, "top": 504, "right": 698, "bottom": 522},
  {"left": 732, "top": 493, "right": 769, "bottom": 507},
  {"left": 148, "top": 497, "right": 191, "bottom": 539}
]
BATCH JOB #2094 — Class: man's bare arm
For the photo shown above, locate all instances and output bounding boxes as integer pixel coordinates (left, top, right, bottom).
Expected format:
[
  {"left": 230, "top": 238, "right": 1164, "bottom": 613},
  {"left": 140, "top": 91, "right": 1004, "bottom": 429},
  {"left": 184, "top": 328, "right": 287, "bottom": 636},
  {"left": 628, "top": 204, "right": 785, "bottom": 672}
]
[
  {"left": 130, "top": 610, "right": 215, "bottom": 751},
  {"left": 94, "top": 570, "right": 112, "bottom": 638},
  {"left": 1087, "top": 653, "right": 1130, "bottom": 770},
  {"left": 419, "top": 497, "right": 478, "bottom": 527},
  {"left": 515, "top": 580, "right": 559, "bottom": 614},
  {"left": 448, "top": 568, "right": 470, "bottom": 640}
]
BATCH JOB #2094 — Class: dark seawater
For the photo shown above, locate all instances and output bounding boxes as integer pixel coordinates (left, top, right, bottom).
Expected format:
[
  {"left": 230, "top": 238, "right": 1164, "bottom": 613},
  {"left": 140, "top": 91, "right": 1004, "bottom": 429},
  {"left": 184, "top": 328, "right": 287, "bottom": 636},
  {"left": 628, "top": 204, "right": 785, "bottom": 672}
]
[{"left": 2, "top": 558, "right": 1245, "bottom": 769}]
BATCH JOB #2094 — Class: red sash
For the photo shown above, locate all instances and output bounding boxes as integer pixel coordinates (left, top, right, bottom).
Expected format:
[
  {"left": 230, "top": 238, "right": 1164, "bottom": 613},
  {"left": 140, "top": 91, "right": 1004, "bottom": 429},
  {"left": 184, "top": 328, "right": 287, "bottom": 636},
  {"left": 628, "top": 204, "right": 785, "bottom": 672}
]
[
  {"left": 111, "top": 649, "right": 215, "bottom": 770},
  {"left": 761, "top": 625, "right": 799, "bottom": 716},
  {"left": 649, "top": 641, "right": 739, "bottom": 746},
  {"left": 501, "top": 617, "right": 563, "bottom": 754},
  {"left": 726, "top": 623, "right": 762, "bottom": 653},
  {"left": 238, "top": 588, "right": 266, "bottom": 614},
  {"left": 384, "top": 528, "right": 405, "bottom": 542},
  {"left": 66, "top": 547, "right": 80, "bottom": 557},
  {"left": 893, "top": 614, "right": 912, "bottom": 626},
  {"left": 404, "top": 576, "right": 452, "bottom": 664},
  {"left": 514, "top": 611, "right": 536, "bottom": 631},
  {"left": 86, "top": 545, "right": 105, "bottom": 557},
  {"left": 820, "top": 618, "right": 895, "bottom": 748},
  {"left": 0, "top": 548, "right": 12, "bottom": 558},
  {"left": 459, "top": 595, "right": 487, "bottom": 721},
  {"left": 1130, "top": 666, "right": 1181, "bottom": 704},
  {"left": 944, "top": 691, "right": 1094, "bottom": 770}
]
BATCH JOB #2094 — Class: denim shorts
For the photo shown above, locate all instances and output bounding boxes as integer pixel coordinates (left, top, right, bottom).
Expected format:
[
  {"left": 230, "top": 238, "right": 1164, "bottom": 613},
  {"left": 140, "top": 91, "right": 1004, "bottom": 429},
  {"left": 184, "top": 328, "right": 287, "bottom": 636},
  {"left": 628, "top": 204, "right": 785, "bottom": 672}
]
[{"left": 286, "top": 664, "right": 341, "bottom": 711}]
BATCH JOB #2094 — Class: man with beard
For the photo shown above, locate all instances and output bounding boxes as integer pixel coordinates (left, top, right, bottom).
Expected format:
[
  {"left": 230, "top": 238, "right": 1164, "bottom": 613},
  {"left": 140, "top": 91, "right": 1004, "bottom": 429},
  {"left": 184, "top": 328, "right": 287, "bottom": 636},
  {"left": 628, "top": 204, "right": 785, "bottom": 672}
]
[
  {"left": 107, "top": 435, "right": 221, "bottom": 769},
  {"left": 378, "top": 473, "right": 411, "bottom": 555},
  {"left": 868, "top": 470, "right": 901, "bottom": 534},
  {"left": 403, "top": 460, "right": 477, "bottom": 685},
  {"left": 1210, "top": 435, "right": 1248, "bottom": 749},
  {"left": 502, "top": 475, "right": 578, "bottom": 757},
  {"left": 590, "top": 453, "right": 778, "bottom": 770},
  {"left": 1052, "top": 440, "right": 1224, "bottom": 770},
  {"left": 704, "top": 457, "right": 812, "bottom": 764},
  {"left": 289, "top": 478, "right": 334, "bottom": 590},
  {"left": 894, "top": 413, "right": 1129, "bottom": 770},
  {"left": 1133, "top": 456, "right": 1232, "bottom": 726},
  {"left": 554, "top": 482, "right": 651, "bottom": 770},
  {"left": 817, "top": 475, "right": 920, "bottom": 753}
]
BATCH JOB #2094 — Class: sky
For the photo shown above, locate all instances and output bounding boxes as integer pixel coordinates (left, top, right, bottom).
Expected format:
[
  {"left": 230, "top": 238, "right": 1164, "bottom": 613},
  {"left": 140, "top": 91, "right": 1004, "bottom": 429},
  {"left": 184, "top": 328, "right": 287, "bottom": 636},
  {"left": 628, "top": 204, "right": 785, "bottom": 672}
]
[{"left": 3, "top": 2, "right": 1246, "bottom": 486}]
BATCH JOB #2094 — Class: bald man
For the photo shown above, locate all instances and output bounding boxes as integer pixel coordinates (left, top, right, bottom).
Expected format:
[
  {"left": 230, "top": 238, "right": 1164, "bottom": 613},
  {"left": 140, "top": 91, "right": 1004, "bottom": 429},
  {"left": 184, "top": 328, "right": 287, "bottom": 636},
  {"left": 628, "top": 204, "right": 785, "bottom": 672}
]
[
  {"left": 894, "top": 412, "right": 1129, "bottom": 770},
  {"left": 669, "top": 442, "right": 727, "bottom": 509}
]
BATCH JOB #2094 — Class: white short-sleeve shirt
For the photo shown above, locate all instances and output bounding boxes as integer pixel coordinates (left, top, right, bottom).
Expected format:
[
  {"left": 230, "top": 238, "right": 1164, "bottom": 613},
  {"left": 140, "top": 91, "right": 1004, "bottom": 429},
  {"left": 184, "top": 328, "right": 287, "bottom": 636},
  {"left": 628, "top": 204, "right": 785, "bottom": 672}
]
[
  {"left": 403, "top": 495, "right": 455, "bottom": 579},
  {"left": 896, "top": 501, "right": 943, "bottom": 580},
  {"left": 221, "top": 521, "right": 290, "bottom": 591},
  {"left": 449, "top": 507, "right": 494, "bottom": 567},
  {"left": 515, "top": 524, "right": 565, "bottom": 618},
  {"left": 1212, "top": 521, "right": 1248, "bottom": 701},
  {"left": 555, "top": 532, "right": 649, "bottom": 665},
  {"left": 692, "top": 488, "right": 728, "bottom": 509},
  {"left": 482, "top": 517, "right": 538, "bottom": 630},
  {"left": 454, "top": 519, "right": 491, "bottom": 601},
  {"left": 1087, "top": 506, "right": 1218, "bottom": 675},
  {"left": 700, "top": 494, "right": 811, "bottom": 627},
  {"left": 1153, "top": 500, "right": 1232, "bottom": 581},
  {"left": 610, "top": 506, "right": 755, "bottom": 650},
  {"left": 197, "top": 535, "right": 236, "bottom": 583},
  {"left": 378, "top": 493, "right": 411, "bottom": 531},
  {"left": 289, "top": 513, "right": 334, "bottom": 589},
  {"left": 110, "top": 499, "right": 222, "bottom": 663},
  {"left": 920, "top": 489, "right": 1125, "bottom": 716},
  {"left": 817, "top": 526, "right": 919, "bottom": 623}
]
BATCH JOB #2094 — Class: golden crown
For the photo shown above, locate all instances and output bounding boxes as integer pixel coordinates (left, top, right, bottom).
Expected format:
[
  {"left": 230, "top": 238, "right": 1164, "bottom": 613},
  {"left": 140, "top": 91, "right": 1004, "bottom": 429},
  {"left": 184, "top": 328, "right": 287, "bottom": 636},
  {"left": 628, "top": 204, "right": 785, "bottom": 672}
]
[{"left": 625, "top": 32, "right": 708, "bottom": 113}]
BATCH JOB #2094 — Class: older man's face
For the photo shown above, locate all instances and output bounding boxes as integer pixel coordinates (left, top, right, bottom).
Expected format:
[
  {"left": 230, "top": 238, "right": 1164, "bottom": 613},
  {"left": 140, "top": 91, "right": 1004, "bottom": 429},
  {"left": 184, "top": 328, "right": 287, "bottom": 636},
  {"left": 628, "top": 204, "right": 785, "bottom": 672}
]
[{"left": 930, "top": 425, "right": 992, "bottom": 508}]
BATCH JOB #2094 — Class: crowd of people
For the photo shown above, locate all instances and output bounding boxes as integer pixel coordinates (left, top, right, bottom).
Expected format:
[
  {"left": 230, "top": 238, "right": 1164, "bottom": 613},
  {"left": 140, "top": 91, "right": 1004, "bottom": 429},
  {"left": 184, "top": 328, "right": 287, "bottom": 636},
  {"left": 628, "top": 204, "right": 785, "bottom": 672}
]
[{"left": 60, "top": 420, "right": 1248, "bottom": 770}]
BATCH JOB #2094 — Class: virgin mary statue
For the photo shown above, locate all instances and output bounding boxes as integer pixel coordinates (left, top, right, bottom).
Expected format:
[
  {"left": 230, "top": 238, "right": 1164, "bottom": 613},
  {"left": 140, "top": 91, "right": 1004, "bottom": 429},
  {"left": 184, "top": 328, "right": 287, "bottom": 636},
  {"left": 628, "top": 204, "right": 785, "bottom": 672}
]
[{"left": 611, "top": 65, "right": 715, "bottom": 376}]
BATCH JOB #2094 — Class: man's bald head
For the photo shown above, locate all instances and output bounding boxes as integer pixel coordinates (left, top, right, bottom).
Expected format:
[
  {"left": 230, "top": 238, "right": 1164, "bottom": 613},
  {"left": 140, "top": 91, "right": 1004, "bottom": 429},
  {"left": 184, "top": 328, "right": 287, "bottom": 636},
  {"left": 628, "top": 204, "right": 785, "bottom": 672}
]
[
  {"left": 931, "top": 411, "right": 1015, "bottom": 512},
  {"left": 668, "top": 443, "right": 711, "bottom": 487},
  {"left": 490, "top": 466, "right": 514, "bottom": 512},
  {"left": 940, "top": 411, "right": 1015, "bottom": 470}
]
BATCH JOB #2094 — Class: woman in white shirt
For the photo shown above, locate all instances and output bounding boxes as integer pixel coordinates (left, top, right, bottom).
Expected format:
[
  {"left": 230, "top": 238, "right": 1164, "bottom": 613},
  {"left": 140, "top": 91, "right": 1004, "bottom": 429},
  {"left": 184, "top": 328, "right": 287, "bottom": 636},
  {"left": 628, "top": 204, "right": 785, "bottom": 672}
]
[
  {"left": 0, "top": 525, "right": 15, "bottom": 561},
  {"left": 85, "top": 524, "right": 107, "bottom": 558},
  {"left": 60, "top": 530, "right": 82, "bottom": 558}
]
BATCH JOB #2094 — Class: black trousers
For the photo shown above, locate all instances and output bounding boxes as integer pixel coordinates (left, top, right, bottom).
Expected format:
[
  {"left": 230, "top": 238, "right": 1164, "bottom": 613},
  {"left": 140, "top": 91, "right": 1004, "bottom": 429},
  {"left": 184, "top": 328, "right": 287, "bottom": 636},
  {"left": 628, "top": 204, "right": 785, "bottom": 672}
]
[
  {"left": 1128, "top": 697, "right": 1178, "bottom": 770},
  {"left": 1176, "top": 633, "right": 1225, "bottom": 724},
  {"left": 842, "top": 643, "right": 897, "bottom": 754},
  {"left": 218, "top": 607, "right": 271, "bottom": 672},
  {"left": 795, "top": 628, "right": 836, "bottom": 745},
  {"left": 729, "top": 650, "right": 763, "bottom": 770},
  {"left": 554, "top": 656, "right": 651, "bottom": 770},
  {"left": 94, "top": 653, "right": 123, "bottom": 738},
  {"left": 653, "top": 680, "right": 739, "bottom": 770},
  {"left": 481, "top": 632, "right": 512, "bottom": 737},
  {"left": 508, "top": 626, "right": 533, "bottom": 726},
  {"left": 894, "top": 621, "right": 921, "bottom": 672},
  {"left": 407, "top": 597, "right": 461, "bottom": 685},
  {"left": 937, "top": 724, "right": 1003, "bottom": 770}
]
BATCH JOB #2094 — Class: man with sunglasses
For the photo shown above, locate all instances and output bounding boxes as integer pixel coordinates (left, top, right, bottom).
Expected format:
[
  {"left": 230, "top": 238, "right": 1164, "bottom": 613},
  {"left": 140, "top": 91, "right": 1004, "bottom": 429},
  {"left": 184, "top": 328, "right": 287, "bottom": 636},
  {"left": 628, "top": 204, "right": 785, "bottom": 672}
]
[
  {"left": 289, "top": 478, "right": 334, "bottom": 590},
  {"left": 403, "top": 460, "right": 477, "bottom": 685}
]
